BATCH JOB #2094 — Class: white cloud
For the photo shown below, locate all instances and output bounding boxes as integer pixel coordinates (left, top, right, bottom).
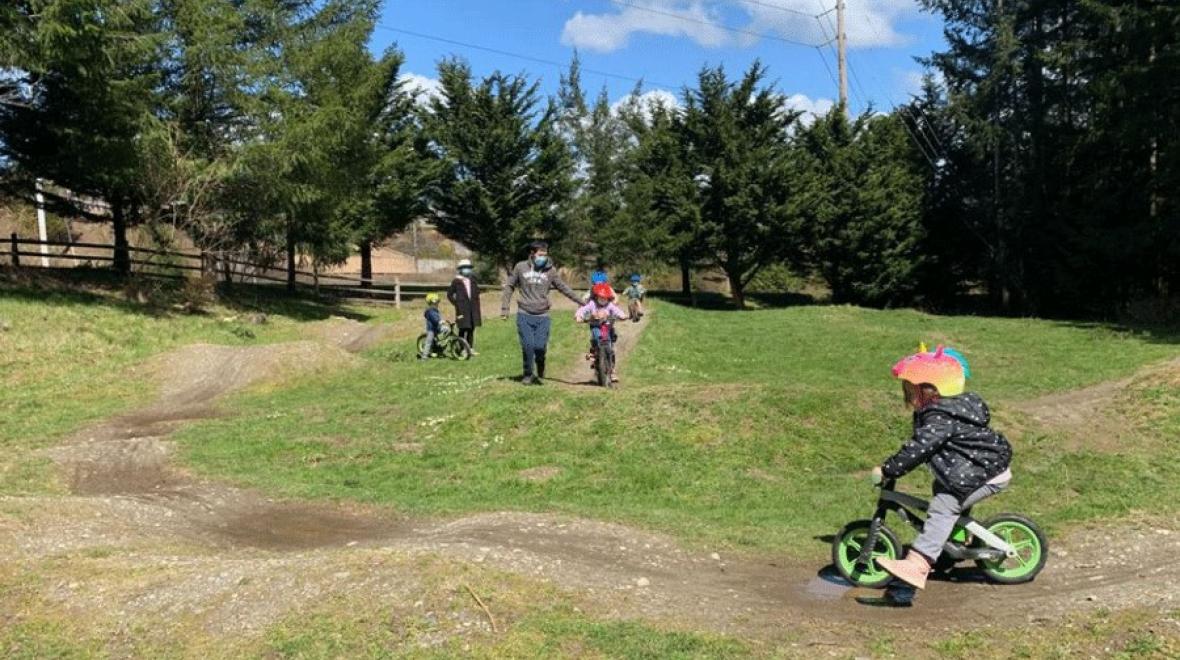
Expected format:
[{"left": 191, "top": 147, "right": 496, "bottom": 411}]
[
  {"left": 784, "top": 93, "right": 835, "bottom": 125},
  {"left": 399, "top": 73, "right": 443, "bottom": 105},
  {"left": 611, "top": 88, "right": 682, "bottom": 118},
  {"left": 740, "top": 0, "right": 916, "bottom": 49},
  {"left": 560, "top": 0, "right": 921, "bottom": 54},
  {"left": 562, "top": 1, "right": 729, "bottom": 53}
]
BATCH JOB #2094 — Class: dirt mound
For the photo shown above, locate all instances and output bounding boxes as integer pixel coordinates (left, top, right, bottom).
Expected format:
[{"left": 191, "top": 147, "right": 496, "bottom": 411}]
[
  {"left": 1015, "top": 357, "right": 1180, "bottom": 450},
  {"left": 313, "top": 317, "right": 401, "bottom": 352}
]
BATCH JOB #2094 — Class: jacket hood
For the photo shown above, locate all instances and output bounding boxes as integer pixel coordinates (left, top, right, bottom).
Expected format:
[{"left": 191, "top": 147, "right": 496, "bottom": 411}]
[{"left": 923, "top": 392, "right": 990, "bottom": 426}]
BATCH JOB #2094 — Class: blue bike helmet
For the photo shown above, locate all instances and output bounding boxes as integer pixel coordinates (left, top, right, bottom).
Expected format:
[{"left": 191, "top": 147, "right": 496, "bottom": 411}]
[
  {"left": 630, "top": 274, "right": 641, "bottom": 283},
  {"left": 590, "top": 270, "right": 609, "bottom": 285}
]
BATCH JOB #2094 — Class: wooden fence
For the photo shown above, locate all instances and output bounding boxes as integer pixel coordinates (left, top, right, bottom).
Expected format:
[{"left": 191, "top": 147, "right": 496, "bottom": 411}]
[{"left": 1, "top": 234, "right": 443, "bottom": 306}]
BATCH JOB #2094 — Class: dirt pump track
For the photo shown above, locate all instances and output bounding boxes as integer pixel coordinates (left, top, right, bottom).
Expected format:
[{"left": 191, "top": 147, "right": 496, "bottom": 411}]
[{"left": 2, "top": 317, "right": 1178, "bottom": 651}]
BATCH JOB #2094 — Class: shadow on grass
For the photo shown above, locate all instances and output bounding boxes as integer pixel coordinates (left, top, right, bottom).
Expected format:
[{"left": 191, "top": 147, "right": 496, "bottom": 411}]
[
  {"left": 0, "top": 266, "right": 369, "bottom": 323},
  {"left": 652, "top": 290, "right": 820, "bottom": 311}
]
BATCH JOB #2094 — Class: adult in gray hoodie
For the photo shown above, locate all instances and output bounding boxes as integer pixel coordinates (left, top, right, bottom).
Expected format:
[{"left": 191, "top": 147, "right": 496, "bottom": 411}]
[{"left": 501, "top": 242, "right": 582, "bottom": 384}]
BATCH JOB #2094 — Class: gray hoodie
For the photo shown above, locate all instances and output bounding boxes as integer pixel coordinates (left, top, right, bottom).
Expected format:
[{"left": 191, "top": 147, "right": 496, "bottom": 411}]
[{"left": 501, "top": 260, "right": 582, "bottom": 316}]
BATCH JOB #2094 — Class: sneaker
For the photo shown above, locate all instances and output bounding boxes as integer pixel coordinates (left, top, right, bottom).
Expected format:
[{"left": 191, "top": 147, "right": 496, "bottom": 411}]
[
  {"left": 521, "top": 375, "right": 534, "bottom": 385},
  {"left": 470, "top": 350, "right": 480, "bottom": 356},
  {"left": 610, "top": 373, "right": 619, "bottom": 383}
]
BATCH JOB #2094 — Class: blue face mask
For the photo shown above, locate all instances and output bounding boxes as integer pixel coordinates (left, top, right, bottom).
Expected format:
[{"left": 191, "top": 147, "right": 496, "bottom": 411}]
[
  {"left": 459, "top": 267, "right": 473, "bottom": 276},
  {"left": 533, "top": 256, "right": 548, "bottom": 268}
]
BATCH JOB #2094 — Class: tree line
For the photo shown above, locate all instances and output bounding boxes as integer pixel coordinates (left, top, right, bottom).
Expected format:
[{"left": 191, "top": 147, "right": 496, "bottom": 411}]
[{"left": 2, "top": 1, "right": 1177, "bottom": 315}]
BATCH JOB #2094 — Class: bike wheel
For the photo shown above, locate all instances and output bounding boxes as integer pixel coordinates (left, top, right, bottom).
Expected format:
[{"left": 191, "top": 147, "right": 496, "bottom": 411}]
[
  {"left": 416, "top": 333, "right": 428, "bottom": 355},
  {"left": 832, "top": 520, "right": 902, "bottom": 589},
  {"left": 975, "top": 514, "right": 1048, "bottom": 584},
  {"left": 602, "top": 346, "right": 615, "bottom": 389},
  {"left": 448, "top": 337, "right": 472, "bottom": 360}
]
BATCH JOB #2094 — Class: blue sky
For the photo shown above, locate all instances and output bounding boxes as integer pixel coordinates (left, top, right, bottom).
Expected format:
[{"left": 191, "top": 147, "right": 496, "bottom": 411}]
[{"left": 371, "top": 1, "right": 946, "bottom": 116}]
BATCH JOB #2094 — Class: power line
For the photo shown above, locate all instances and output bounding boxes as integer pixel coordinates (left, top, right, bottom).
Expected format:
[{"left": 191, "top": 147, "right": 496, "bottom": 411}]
[
  {"left": 610, "top": 0, "right": 828, "bottom": 48},
  {"left": 825, "top": 3, "right": 949, "bottom": 157},
  {"left": 375, "top": 25, "right": 679, "bottom": 89},
  {"left": 728, "top": 0, "right": 822, "bottom": 19}
]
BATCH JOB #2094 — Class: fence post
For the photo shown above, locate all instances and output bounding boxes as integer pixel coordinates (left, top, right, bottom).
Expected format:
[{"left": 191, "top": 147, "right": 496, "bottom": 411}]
[
  {"left": 395, "top": 276, "right": 401, "bottom": 309},
  {"left": 10, "top": 233, "right": 18, "bottom": 267}
]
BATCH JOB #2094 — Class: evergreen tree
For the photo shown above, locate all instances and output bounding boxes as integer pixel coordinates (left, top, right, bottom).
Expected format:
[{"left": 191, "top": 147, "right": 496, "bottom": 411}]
[
  {"left": 425, "top": 59, "right": 573, "bottom": 273},
  {"left": 557, "top": 56, "right": 632, "bottom": 268},
  {"left": 616, "top": 93, "right": 702, "bottom": 298},
  {"left": 0, "top": 0, "right": 164, "bottom": 273},
  {"left": 798, "top": 110, "right": 926, "bottom": 306},
  {"left": 678, "top": 62, "right": 806, "bottom": 308}
]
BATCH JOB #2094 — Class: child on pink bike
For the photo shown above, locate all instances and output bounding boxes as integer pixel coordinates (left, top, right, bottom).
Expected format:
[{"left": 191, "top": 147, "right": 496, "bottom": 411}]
[{"left": 575, "top": 283, "right": 628, "bottom": 382}]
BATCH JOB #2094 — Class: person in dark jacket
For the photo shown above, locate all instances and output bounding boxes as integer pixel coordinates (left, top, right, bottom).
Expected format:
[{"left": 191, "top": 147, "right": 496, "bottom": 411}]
[
  {"left": 872, "top": 345, "right": 1013, "bottom": 591},
  {"left": 500, "top": 241, "right": 583, "bottom": 385},
  {"left": 447, "top": 259, "right": 482, "bottom": 355}
]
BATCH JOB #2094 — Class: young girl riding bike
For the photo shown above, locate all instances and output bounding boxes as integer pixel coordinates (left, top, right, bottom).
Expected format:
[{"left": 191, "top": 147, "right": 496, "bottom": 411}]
[
  {"left": 873, "top": 345, "right": 1013, "bottom": 591},
  {"left": 575, "top": 283, "right": 628, "bottom": 382}
]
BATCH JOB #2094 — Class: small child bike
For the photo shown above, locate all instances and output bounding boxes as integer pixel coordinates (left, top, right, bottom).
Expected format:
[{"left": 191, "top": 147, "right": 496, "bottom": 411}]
[
  {"left": 832, "top": 477, "right": 1047, "bottom": 589},
  {"left": 417, "top": 320, "right": 472, "bottom": 360},
  {"left": 588, "top": 318, "right": 617, "bottom": 388}
]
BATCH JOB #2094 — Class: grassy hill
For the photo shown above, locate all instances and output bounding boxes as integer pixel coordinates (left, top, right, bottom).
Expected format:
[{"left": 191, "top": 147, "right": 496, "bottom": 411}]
[
  {"left": 168, "top": 298, "right": 1180, "bottom": 555},
  {"left": 3, "top": 270, "right": 1178, "bottom": 658}
]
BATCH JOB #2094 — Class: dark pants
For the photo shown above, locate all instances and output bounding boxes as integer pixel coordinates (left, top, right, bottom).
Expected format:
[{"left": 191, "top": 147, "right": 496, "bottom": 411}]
[
  {"left": 516, "top": 312, "right": 551, "bottom": 377},
  {"left": 459, "top": 327, "right": 475, "bottom": 349}
]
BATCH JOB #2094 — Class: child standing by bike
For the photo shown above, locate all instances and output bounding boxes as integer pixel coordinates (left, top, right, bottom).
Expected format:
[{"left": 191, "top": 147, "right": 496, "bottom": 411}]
[
  {"left": 575, "top": 283, "right": 628, "bottom": 382},
  {"left": 419, "top": 293, "right": 444, "bottom": 360},
  {"left": 623, "top": 274, "right": 646, "bottom": 322},
  {"left": 873, "top": 345, "right": 1013, "bottom": 592}
]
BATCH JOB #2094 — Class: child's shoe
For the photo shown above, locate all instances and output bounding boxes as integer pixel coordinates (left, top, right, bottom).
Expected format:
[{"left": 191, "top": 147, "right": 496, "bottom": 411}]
[{"left": 877, "top": 552, "right": 931, "bottom": 590}]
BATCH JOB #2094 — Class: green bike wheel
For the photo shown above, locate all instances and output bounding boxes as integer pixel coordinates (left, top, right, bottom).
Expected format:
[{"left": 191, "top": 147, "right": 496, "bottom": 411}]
[
  {"left": 975, "top": 514, "right": 1048, "bottom": 584},
  {"left": 832, "top": 520, "right": 902, "bottom": 589}
]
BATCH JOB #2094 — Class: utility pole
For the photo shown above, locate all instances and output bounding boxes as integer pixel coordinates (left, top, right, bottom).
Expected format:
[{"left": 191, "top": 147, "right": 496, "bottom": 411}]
[{"left": 836, "top": 0, "right": 848, "bottom": 112}]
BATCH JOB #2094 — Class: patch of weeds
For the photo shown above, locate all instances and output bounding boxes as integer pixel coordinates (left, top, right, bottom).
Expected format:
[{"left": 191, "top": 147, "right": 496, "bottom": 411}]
[
  {"left": 1119, "top": 633, "right": 1164, "bottom": 657},
  {"left": 0, "top": 456, "right": 61, "bottom": 496},
  {"left": 928, "top": 630, "right": 987, "bottom": 658},
  {"left": 0, "top": 619, "right": 106, "bottom": 659}
]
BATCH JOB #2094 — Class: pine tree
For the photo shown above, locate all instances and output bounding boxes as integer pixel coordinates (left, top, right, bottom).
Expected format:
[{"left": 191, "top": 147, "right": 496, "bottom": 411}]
[
  {"left": 425, "top": 59, "right": 573, "bottom": 274},
  {"left": 677, "top": 62, "right": 806, "bottom": 308},
  {"left": 0, "top": 0, "right": 164, "bottom": 273},
  {"left": 557, "top": 56, "right": 632, "bottom": 268},
  {"left": 798, "top": 110, "right": 926, "bottom": 306}
]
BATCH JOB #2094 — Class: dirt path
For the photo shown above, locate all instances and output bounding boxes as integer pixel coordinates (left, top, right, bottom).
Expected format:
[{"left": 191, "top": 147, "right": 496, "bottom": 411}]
[
  {"left": 1013, "top": 356, "right": 1180, "bottom": 451},
  {"left": 553, "top": 306, "right": 652, "bottom": 387},
  {"left": 2, "top": 319, "right": 1178, "bottom": 652}
]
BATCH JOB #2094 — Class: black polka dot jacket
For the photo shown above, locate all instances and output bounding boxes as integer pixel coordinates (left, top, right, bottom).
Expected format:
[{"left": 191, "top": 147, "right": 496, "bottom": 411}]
[{"left": 881, "top": 393, "right": 1013, "bottom": 499}]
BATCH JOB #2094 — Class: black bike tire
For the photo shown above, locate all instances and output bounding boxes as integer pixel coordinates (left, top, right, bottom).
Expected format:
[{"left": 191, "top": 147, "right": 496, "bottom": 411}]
[
  {"left": 449, "top": 337, "right": 472, "bottom": 360},
  {"left": 603, "top": 344, "right": 615, "bottom": 389},
  {"left": 416, "top": 333, "right": 428, "bottom": 355},
  {"left": 975, "top": 513, "right": 1048, "bottom": 584},
  {"left": 831, "top": 520, "right": 903, "bottom": 589}
]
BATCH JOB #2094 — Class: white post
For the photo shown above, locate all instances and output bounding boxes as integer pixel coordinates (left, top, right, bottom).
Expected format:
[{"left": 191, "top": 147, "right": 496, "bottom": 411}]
[
  {"left": 34, "top": 179, "right": 50, "bottom": 267},
  {"left": 395, "top": 277, "right": 402, "bottom": 309}
]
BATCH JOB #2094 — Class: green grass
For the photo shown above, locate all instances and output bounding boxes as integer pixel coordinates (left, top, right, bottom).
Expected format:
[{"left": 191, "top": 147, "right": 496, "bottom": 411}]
[
  {"left": 174, "top": 299, "right": 1180, "bottom": 556},
  {"left": 0, "top": 270, "right": 403, "bottom": 494}
]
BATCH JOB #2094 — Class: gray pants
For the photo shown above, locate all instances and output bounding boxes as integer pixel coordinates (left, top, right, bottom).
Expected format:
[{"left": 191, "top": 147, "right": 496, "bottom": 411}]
[
  {"left": 419, "top": 330, "right": 436, "bottom": 359},
  {"left": 912, "top": 478, "right": 1009, "bottom": 561}
]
